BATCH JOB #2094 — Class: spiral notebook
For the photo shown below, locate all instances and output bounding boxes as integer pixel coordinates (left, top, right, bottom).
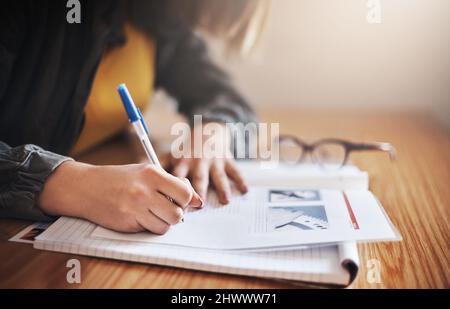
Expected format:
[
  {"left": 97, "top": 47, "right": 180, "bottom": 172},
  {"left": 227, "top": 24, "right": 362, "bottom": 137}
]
[
  {"left": 34, "top": 217, "right": 359, "bottom": 286},
  {"left": 30, "top": 162, "right": 370, "bottom": 287}
]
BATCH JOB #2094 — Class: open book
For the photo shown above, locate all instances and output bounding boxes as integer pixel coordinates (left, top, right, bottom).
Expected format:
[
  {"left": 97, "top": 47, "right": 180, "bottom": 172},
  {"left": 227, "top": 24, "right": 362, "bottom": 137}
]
[{"left": 32, "top": 163, "right": 395, "bottom": 287}]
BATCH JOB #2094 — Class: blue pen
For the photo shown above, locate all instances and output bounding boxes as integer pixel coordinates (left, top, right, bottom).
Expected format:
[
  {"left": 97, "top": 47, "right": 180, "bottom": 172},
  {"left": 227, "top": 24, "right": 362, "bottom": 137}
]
[{"left": 118, "top": 83, "right": 161, "bottom": 167}]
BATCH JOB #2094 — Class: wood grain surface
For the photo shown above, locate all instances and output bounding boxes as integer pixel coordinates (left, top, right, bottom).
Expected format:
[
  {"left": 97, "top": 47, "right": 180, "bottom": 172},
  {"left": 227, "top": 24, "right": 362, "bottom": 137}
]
[{"left": 0, "top": 108, "right": 449, "bottom": 288}]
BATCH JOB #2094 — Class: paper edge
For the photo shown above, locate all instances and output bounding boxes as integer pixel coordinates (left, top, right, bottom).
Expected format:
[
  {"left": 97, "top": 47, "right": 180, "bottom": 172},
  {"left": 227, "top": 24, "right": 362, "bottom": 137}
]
[
  {"left": 338, "top": 242, "right": 360, "bottom": 286},
  {"left": 371, "top": 194, "right": 403, "bottom": 242}
]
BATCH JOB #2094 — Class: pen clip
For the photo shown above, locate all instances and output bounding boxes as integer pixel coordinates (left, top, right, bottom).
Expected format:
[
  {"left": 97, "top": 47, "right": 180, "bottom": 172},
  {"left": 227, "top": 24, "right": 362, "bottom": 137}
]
[{"left": 137, "top": 108, "right": 150, "bottom": 135}]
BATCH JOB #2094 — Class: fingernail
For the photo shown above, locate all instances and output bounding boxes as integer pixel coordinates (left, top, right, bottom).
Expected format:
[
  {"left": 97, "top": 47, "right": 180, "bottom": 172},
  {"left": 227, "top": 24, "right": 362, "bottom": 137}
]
[
  {"left": 192, "top": 190, "right": 204, "bottom": 208},
  {"left": 222, "top": 194, "right": 229, "bottom": 204},
  {"left": 241, "top": 184, "right": 248, "bottom": 193}
]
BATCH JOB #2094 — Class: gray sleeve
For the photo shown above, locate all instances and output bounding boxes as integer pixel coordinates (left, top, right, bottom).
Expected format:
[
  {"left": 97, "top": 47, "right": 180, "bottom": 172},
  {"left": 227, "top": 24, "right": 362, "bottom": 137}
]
[
  {"left": 0, "top": 141, "right": 73, "bottom": 221},
  {"left": 155, "top": 26, "right": 257, "bottom": 126}
]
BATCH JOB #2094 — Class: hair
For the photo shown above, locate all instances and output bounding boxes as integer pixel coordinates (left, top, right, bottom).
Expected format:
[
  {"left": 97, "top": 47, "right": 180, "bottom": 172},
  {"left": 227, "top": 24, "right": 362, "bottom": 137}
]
[{"left": 129, "top": 0, "right": 271, "bottom": 54}]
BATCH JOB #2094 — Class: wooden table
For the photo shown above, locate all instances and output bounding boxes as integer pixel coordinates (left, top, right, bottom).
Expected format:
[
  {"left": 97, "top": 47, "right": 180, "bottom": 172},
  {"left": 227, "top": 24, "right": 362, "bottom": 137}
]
[{"left": 1, "top": 108, "right": 449, "bottom": 288}]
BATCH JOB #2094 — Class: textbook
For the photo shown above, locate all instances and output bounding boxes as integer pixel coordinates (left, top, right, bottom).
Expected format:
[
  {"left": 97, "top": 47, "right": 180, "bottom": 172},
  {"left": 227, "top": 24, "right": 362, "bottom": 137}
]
[{"left": 29, "top": 162, "right": 399, "bottom": 287}]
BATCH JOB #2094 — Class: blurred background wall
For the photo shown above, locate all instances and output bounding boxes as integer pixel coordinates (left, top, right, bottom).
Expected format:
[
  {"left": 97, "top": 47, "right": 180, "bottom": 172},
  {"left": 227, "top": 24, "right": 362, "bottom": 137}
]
[
  {"left": 148, "top": 0, "right": 450, "bottom": 131},
  {"left": 214, "top": 0, "right": 449, "bottom": 109}
]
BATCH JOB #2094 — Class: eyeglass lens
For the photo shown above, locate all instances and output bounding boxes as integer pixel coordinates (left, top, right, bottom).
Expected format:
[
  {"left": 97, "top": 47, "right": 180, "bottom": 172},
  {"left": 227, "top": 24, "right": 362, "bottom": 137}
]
[
  {"left": 278, "top": 138, "right": 304, "bottom": 164},
  {"left": 278, "top": 138, "right": 347, "bottom": 169},
  {"left": 311, "top": 143, "right": 347, "bottom": 169}
]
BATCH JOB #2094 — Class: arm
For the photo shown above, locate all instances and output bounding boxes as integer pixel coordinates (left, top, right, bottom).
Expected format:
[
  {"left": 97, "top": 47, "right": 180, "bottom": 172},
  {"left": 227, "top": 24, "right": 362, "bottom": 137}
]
[
  {"left": 0, "top": 2, "right": 202, "bottom": 231},
  {"left": 0, "top": 2, "right": 72, "bottom": 221},
  {"left": 154, "top": 24, "right": 255, "bottom": 202},
  {"left": 155, "top": 25, "right": 257, "bottom": 126},
  {"left": 0, "top": 142, "right": 72, "bottom": 221}
]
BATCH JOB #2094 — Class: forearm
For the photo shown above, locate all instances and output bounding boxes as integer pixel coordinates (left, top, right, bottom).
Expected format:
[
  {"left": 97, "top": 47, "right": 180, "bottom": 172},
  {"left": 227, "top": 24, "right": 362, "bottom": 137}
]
[
  {"left": 38, "top": 160, "right": 93, "bottom": 219},
  {"left": 155, "top": 26, "right": 257, "bottom": 126}
]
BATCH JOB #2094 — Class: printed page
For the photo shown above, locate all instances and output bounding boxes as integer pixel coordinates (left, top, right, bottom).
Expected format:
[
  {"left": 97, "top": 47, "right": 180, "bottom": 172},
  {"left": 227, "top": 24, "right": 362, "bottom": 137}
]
[{"left": 92, "top": 187, "right": 400, "bottom": 250}]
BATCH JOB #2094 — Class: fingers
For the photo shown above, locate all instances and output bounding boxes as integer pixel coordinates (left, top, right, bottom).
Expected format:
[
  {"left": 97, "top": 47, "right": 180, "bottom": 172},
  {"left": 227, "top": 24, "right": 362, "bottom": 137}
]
[
  {"left": 210, "top": 162, "right": 231, "bottom": 204},
  {"left": 148, "top": 169, "right": 192, "bottom": 208},
  {"left": 140, "top": 165, "right": 202, "bottom": 210},
  {"left": 181, "top": 178, "right": 204, "bottom": 209},
  {"left": 164, "top": 157, "right": 203, "bottom": 207},
  {"left": 190, "top": 191, "right": 204, "bottom": 208},
  {"left": 170, "top": 159, "right": 247, "bottom": 206},
  {"left": 172, "top": 159, "right": 190, "bottom": 179},
  {"left": 142, "top": 158, "right": 246, "bottom": 209},
  {"left": 225, "top": 160, "right": 248, "bottom": 194},
  {"left": 190, "top": 159, "right": 210, "bottom": 200},
  {"left": 136, "top": 209, "right": 171, "bottom": 235},
  {"left": 148, "top": 192, "right": 185, "bottom": 225}
]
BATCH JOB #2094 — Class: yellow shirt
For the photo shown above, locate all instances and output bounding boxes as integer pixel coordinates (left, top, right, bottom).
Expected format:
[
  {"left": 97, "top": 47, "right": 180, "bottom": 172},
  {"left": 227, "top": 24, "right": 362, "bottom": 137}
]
[{"left": 71, "top": 23, "right": 155, "bottom": 155}]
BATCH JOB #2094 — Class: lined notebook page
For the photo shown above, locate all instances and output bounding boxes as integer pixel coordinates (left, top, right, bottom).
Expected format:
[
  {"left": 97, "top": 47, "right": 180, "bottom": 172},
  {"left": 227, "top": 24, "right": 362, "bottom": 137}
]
[{"left": 35, "top": 217, "right": 356, "bottom": 286}]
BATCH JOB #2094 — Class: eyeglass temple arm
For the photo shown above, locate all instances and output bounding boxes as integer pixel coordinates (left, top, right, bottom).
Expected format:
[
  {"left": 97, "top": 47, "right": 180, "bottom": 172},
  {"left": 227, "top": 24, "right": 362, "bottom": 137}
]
[{"left": 349, "top": 142, "right": 397, "bottom": 160}]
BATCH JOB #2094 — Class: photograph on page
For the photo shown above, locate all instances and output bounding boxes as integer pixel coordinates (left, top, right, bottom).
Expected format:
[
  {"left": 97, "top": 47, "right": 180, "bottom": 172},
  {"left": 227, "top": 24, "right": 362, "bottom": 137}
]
[{"left": 9, "top": 223, "right": 51, "bottom": 244}]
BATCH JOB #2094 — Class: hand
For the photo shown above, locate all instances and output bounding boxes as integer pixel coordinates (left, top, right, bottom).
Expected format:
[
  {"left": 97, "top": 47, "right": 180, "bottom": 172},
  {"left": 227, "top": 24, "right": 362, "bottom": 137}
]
[
  {"left": 163, "top": 123, "right": 248, "bottom": 204},
  {"left": 38, "top": 161, "right": 203, "bottom": 234}
]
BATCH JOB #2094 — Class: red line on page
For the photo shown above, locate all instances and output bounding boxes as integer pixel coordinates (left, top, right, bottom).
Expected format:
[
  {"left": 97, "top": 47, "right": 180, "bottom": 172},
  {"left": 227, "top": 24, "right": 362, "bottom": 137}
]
[{"left": 342, "top": 192, "right": 360, "bottom": 230}]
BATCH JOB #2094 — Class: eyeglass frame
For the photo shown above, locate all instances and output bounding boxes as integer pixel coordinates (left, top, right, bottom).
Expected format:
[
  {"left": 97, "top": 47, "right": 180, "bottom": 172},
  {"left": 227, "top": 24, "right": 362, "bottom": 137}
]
[{"left": 275, "top": 135, "right": 397, "bottom": 168}]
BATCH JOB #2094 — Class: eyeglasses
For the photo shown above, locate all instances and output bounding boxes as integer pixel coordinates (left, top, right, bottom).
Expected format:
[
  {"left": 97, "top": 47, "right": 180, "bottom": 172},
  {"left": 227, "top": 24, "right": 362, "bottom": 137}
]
[{"left": 275, "top": 135, "right": 396, "bottom": 169}]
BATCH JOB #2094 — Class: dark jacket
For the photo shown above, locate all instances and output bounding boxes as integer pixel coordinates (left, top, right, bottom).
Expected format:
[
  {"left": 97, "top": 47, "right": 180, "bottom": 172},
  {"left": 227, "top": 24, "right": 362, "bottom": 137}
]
[{"left": 0, "top": 0, "right": 255, "bottom": 221}]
